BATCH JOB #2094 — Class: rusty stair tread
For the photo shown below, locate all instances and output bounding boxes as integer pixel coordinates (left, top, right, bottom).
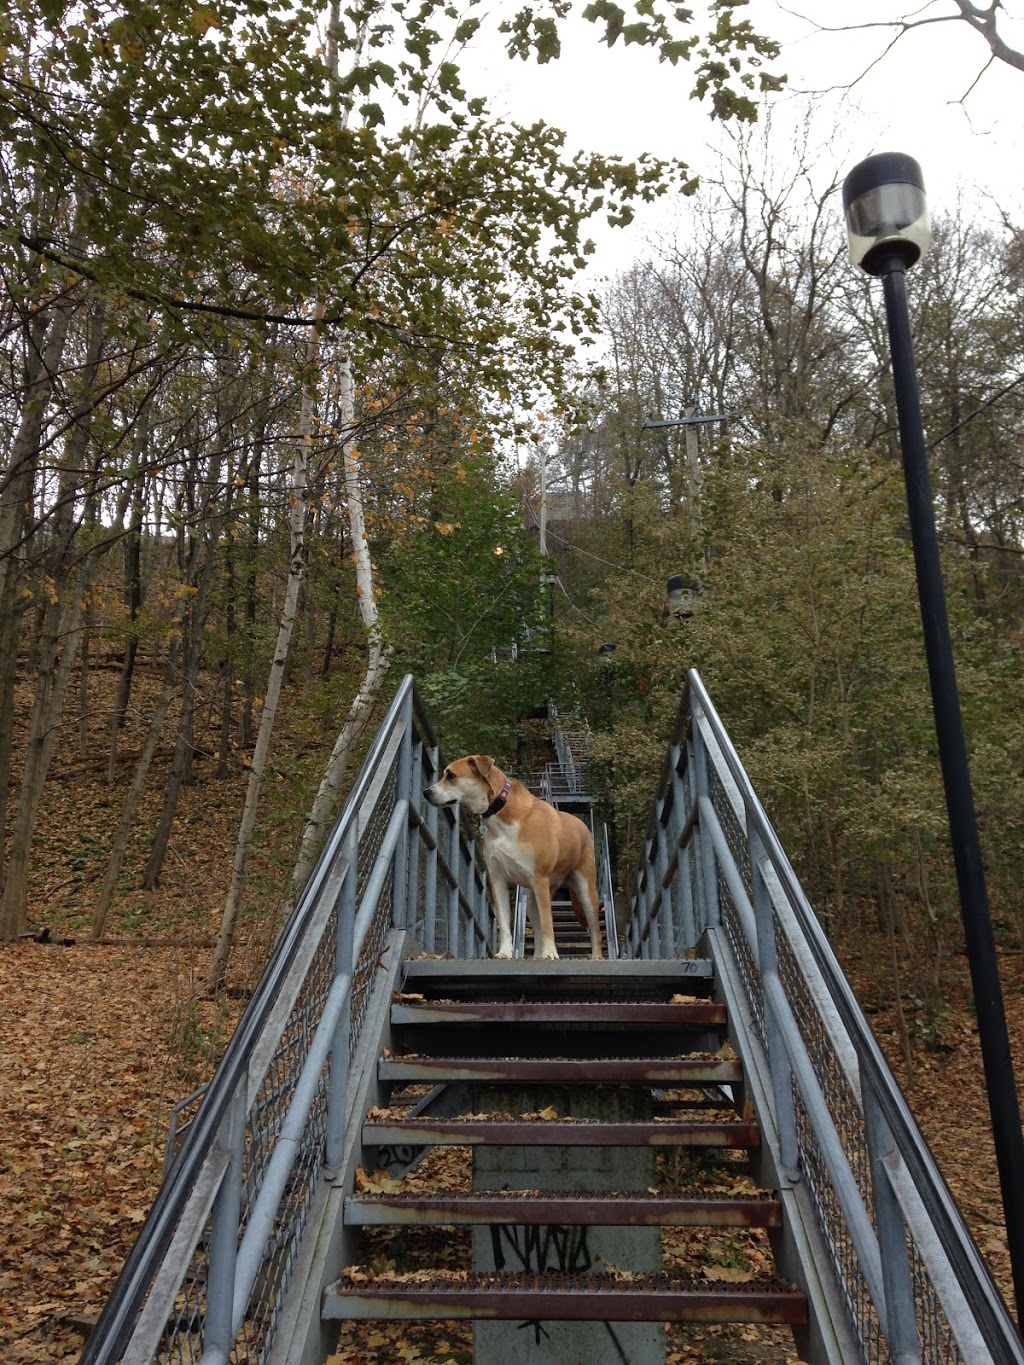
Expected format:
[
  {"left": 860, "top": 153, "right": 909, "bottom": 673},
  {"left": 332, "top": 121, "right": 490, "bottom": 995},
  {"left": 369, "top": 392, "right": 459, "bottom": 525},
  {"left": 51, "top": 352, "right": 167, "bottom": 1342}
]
[
  {"left": 362, "top": 1118, "right": 760, "bottom": 1147},
  {"left": 322, "top": 1270, "right": 808, "bottom": 1325},
  {"left": 403, "top": 959, "right": 713, "bottom": 983},
  {"left": 379, "top": 1055, "right": 742, "bottom": 1081},
  {"left": 391, "top": 1001, "right": 727, "bottom": 1025},
  {"left": 344, "top": 1190, "right": 782, "bottom": 1227}
]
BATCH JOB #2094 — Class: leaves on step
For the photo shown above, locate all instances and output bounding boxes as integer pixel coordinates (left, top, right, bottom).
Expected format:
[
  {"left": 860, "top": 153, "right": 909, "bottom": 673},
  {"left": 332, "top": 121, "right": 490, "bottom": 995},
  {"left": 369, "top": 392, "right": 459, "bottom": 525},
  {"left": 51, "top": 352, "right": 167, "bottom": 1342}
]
[{"left": 355, "top": 1166, "right": 404, "bottom": 1195}]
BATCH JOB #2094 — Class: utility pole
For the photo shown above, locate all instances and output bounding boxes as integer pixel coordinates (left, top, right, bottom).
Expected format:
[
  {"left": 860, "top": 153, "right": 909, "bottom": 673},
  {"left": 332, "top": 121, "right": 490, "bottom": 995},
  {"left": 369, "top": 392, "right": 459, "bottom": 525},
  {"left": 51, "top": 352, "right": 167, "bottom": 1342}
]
[
  {"left": 643, "top": 403, "right": 731, "bottom": 571},
  {"left": 538, "top": 443, "right": 548, "bottom": 558}
]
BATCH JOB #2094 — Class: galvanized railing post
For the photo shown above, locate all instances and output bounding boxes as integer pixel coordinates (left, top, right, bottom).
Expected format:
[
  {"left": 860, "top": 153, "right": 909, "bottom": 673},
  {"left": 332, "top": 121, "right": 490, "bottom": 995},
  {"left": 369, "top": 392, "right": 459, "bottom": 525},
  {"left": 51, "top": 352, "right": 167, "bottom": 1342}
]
[
  {"left": 637, "top": 837, "right": 654, "bottom": 959},
  {"left": 325, "top": 830, "right": 357, "bottom": 1178},
  {"left": 391, "top": 691, "right": 413, "bottom": 929},
  {"left": 655, "top": 798, "right": 675, "bottom": 960},
  {"left": 664, "top": 747, "right": 687, "bottom": 950},
  {"left": 203, "top": 1077, "right": 247, "bottom": 1359},
  {"left": 406, "top": 730, "right": 423, "bottom": 938},
  {"left": 690, "top": 715, "right": 720, "bottom": 931},
  {"left": 447, "top": 810, "right": 461, "bottom": 956},
  {"left": 474, "top": 864, "right": 489, "bottom": 959},
  {"left": 423, "top": 745, "right": 440, "bottom": 953},
  {"left": 861, "top": 1063, "right": 923, "bottom": 1363},
  {"left": 648, "top": 830, "right": 663, "bottom": 960},
  {"left": 749, "top": 826, "right": 800, "bottom": 1176}
]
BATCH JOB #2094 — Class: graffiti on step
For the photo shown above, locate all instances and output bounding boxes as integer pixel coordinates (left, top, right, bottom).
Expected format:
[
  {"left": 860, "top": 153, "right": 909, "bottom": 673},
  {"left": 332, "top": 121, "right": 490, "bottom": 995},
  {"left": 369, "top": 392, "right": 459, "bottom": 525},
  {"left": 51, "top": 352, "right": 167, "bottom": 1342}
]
[
  {"left": 489, "top": 1220, "right": 593, "bottom": 1274},
  {"left": 489, "top": 1222, "right": 634, "bottom": 1361}
]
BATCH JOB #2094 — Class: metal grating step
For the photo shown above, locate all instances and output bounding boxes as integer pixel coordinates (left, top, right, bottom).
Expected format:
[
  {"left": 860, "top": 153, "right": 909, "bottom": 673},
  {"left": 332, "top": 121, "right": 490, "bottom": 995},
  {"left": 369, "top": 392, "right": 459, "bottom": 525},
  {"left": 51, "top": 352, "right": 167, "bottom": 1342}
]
[
  {"left": 390, "top": 1001, "right": 726, "bottom": 1027},
  {"left": 400, "top": 958, "right": 715, "bottom": 999},
  {"left": 322, "top": 1270, "right": 808, "bottom": 1325},
  {"left": 379, "top": 1055, "right": 742, "bottom": 1084},
  {"left": 344, "top": 1190, "right": 782, "bottom": 1228},
  {"left": 362, "top": 1118, "right": 760, "bottom": 1148}
]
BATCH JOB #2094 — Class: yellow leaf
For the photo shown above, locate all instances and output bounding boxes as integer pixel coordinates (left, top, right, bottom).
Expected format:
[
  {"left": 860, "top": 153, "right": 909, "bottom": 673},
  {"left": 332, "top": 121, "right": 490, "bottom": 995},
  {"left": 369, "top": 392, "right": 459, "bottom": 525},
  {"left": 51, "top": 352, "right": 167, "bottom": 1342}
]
[{"left": 190, "top": 6, "right": 221, "bottom": 32}]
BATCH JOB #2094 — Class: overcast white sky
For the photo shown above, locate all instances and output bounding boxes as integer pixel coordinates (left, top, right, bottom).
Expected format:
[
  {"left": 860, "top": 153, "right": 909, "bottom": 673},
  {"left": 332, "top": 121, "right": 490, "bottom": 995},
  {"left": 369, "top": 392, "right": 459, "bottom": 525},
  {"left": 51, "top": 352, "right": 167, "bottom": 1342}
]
[{"left": 462, "top": 1, "right": 1023, "bottom": 283}]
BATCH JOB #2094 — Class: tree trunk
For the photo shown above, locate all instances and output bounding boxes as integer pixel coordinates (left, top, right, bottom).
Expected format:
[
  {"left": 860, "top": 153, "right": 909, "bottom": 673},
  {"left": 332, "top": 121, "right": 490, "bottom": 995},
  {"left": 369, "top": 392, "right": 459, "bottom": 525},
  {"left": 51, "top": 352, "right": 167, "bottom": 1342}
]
[
  {"left": 0, "top": 303, "right": 75, "bottom": 890},
  {"left": 142, "top": 520, "right": 223, "bottom": 887},
  {"left": 288, "top": 357, "right": 391, "bottom": 895},
  {"left": 206, "top": 314, "right": 320, "bottom": 991},
  {"left": 78, "top": 584, "right": 96, "bottom": 761},
  {"left": 239, "top": 459, "right": 261, "bottom": 753},
  {"left": 0, "top": 297, "right": 106, "bottom": 940},
  {"left": 0, "top": 596, "right": 87, "bottom": 937},
  {"left": 876, "top": 860, "right": 914, "bottom": 1088},
  {"left": 91, "top": 638, "right": 185, "bottom": 939},
  {"left": 217, "top": 538, "right": 237, "bottom": 779},
  {"left": 108, "top": 420, "right": 150, "bottom": 783}
]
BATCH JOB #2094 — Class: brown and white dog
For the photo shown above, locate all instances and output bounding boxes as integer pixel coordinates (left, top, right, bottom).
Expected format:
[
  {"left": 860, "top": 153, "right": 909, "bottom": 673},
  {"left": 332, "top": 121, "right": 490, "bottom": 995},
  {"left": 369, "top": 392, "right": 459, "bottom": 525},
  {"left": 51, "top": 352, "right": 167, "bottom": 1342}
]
[{"left": 423, "top": 755, "right": 602, "bottom": 960}]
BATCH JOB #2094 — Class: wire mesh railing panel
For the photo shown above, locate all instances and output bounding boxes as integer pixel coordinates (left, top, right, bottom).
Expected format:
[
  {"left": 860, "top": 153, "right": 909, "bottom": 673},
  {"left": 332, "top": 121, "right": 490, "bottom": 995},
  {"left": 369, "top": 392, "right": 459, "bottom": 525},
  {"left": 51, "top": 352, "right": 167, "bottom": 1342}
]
[
  {"left": 164, "top": 1238, "right": 209, "bottom": 1365},
  {"left": 795, "top": 1088, "right": 886, "bottom": 1362},
  {"left": 720, "top": 894, "right": 764, "bottom": 1044},
  {"left": 351, "top": 864, "right": 394, "bottom": 1046},
  {"left": 910, "top": 1237, "right": 964, "bottom": 1365},
  {"left": 708, "top": 762, "right": 751, "bottom": 890},
  {"left": 621, "top": 669, "right": 1022, "bottom": 1365},
  {"left": 81, "top": 676, "right": 496, "bottom": 1365}
]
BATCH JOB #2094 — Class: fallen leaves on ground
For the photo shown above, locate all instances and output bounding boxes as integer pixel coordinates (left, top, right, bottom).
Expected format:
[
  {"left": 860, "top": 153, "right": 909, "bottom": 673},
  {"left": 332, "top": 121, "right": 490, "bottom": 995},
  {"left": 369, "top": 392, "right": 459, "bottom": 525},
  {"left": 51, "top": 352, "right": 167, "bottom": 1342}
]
[{"left": 0, "top": 941, "right": 222, "bottom": 1365}]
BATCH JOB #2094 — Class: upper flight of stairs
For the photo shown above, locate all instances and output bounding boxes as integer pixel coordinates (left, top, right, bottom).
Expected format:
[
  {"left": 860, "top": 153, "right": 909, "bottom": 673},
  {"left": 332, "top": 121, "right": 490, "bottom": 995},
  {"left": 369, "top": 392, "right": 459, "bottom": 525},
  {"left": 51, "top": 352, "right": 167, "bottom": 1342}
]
[{"left": 323, "top": 957, "right": 809, "bottom": 1352}]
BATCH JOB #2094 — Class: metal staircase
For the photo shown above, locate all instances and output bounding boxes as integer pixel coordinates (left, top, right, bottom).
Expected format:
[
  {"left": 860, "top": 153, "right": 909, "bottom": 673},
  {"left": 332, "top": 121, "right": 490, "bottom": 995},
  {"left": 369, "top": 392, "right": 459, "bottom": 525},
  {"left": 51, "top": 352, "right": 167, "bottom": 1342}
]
[
  {"left": 326, "top": 956, "right": 808, "bottom": 1348},
  {"left": 79, "top": 672, "right": 1024, "bottom": 1365}
]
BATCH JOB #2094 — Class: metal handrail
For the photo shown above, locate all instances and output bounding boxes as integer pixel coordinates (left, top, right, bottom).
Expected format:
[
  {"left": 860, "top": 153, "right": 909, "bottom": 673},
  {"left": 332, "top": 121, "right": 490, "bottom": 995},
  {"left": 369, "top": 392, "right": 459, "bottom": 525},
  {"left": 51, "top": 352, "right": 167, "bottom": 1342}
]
[
  {"left": 598, "top": 823, "right": 619, "bottom": 959},
  {"left": 80, "top": 675, "right": 491, "bottom": 1365},
  {"left": 624, "top": 668, "right": 1023, "bottom": 1364}
]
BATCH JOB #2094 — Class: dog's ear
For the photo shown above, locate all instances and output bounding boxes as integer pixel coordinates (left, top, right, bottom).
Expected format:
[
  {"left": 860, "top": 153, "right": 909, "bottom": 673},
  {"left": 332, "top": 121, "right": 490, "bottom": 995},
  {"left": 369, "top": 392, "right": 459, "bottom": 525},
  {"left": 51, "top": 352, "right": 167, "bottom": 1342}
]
[{"left": 469, "top": 755, "right": 494, "bottom": 779}]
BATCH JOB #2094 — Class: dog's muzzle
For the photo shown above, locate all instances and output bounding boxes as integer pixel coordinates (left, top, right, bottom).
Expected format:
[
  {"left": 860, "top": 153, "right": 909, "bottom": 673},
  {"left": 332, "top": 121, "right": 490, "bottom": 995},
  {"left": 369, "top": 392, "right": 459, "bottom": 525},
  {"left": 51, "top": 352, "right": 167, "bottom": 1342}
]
[{"left": 423, "top": 784, "right": 453, "bottom": 808}]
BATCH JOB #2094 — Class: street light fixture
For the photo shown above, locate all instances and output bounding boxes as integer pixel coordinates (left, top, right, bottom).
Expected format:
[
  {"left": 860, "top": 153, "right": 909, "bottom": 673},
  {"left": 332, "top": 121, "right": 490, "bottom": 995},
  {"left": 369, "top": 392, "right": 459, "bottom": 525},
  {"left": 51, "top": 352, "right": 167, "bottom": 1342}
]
[{"left": 843, "top": 152, "right": 1024, "bottom": 1329}]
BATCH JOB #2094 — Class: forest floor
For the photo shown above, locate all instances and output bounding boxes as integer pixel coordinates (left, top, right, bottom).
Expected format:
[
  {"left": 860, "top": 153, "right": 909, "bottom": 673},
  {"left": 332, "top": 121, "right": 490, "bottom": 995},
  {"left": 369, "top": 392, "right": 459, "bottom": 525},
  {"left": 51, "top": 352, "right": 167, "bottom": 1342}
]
[{"left": 1, "top": 672, "right": 1022, "bottom": 1363}]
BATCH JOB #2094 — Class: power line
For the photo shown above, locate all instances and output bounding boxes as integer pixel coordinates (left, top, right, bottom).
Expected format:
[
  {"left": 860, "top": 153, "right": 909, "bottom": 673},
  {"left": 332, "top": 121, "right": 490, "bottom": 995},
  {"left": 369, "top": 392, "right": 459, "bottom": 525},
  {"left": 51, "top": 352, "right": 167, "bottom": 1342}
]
[
  {"left": 929, "top": 371, "right": 1024, "bottom": 450},
  {"left": 524, "top": 499, "right": 662, "bottom": 586}
]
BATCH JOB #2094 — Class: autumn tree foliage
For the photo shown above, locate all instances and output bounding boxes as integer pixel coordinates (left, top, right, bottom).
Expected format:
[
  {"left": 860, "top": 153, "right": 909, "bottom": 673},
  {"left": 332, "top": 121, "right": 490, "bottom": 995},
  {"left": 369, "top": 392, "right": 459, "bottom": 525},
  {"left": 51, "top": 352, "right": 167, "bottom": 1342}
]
[
  {"left": 0, "top": 2, "right": 783, "bottom": 943},
  {"left": 548, "top": 125, "right": 1024, "bottom": 1020}
]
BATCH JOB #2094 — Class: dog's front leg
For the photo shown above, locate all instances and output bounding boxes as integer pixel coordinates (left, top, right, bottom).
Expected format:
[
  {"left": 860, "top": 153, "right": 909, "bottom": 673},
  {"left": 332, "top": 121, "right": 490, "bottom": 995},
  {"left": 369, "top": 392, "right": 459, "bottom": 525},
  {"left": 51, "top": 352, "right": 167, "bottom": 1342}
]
[
  {"left": 488, "top": 870, "right": 514, "bottom": 959},
  {"left": 531, "top": 881, "right": 559, "bottom": 960}
]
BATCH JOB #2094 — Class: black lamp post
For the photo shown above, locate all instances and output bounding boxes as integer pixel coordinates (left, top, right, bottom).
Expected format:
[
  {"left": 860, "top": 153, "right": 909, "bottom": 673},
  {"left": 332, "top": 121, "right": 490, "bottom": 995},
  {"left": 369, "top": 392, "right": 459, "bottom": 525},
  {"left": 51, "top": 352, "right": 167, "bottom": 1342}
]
[{"left": 843, "top": 152, "right": 1024, "bottom": 1329}]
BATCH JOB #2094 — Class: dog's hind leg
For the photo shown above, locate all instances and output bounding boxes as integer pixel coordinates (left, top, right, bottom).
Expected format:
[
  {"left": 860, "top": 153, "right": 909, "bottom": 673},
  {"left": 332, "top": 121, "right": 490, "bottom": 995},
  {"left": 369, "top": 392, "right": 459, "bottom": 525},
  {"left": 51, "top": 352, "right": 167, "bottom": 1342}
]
[
  {"left": 569, "top": 867, "right": 603, "bottom": 959},
  {"left": 488, "top": 870, "right": 514, "bottom": 959}
]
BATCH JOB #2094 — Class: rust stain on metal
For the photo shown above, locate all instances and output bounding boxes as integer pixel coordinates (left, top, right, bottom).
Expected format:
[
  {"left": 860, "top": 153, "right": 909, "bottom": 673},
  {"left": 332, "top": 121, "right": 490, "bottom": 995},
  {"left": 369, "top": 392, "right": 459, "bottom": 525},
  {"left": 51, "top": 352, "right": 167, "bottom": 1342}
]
[{"left": 362, "top": 1119, "right": 761, "bottom": 1148}]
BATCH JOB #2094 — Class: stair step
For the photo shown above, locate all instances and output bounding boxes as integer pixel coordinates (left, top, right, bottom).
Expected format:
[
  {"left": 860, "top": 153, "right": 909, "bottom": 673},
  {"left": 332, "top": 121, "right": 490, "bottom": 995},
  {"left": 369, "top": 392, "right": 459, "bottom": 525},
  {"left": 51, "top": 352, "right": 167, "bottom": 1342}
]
[
  {"left": 322, "top": 1270, "right": 808, "bottom": 1325},
  {"left": 402, "top": 959, "right": 714, "bottom": 997},
  {"left": 391, "top": 1001, "right": 726, "bottom": 1027},
  {"left": 380, "top": 1055, "right": 742, "bottom": 1084},
  {"left": 345, "top": 1190, "right": 782, "bottom": 1228},
  {"left": 363, "top": 1118, "right": 759, "bottom": 1148}
]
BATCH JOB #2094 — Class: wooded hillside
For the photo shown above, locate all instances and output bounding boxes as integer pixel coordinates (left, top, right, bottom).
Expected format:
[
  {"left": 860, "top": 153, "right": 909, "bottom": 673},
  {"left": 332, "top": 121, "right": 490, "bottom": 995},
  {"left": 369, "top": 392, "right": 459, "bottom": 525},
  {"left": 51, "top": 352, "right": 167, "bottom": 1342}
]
[{"left": 2, "top": 3, "right": 1024, "bottom": 1359}]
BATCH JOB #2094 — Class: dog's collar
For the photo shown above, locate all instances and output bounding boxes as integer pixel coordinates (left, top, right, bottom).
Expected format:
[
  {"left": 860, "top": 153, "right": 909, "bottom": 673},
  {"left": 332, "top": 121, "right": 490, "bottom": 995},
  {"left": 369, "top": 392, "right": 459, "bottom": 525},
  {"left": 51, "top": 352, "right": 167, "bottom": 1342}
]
[{"left": 481, "top": 777, "right": 512, "bottom": 820}]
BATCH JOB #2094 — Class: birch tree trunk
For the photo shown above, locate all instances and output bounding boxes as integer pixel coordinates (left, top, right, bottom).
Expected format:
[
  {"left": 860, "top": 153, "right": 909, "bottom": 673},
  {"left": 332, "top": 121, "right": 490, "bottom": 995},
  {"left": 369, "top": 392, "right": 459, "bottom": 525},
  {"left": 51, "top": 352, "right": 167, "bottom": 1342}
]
[
  {"left": 288, "top": 357, "right": 391, "bottom": 894},
  {"left": 206, "top": 313, "right": 321, "bottom": 991},
  {"left": 206, "top": 11, "right": 375, "bottom": 987}
]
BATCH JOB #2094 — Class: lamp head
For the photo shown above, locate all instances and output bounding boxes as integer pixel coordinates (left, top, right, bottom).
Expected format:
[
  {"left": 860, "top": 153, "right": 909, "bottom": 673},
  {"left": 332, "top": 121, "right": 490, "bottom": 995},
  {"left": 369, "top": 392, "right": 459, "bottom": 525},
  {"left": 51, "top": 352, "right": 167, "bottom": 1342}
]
[{"left": 843, "top": 153, "right": 930, "bottom": 275}]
